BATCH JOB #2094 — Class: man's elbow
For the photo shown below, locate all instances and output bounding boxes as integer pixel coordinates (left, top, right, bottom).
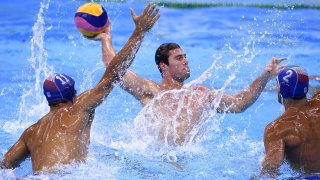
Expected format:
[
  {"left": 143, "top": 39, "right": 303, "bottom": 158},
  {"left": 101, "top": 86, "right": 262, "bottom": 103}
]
[
  {"left": 0, "top": 161, "right": 11, "bottom": 169},
  {"left": 230, "top": 104, "right": 248, "bottom": 113},
  {"left": 216, "top": 102, "right": 247, "bottom": 113},
  {"left": 227, "top": 97, "right": 250, "bottom": 113},
  {"left": 260, "top": 165, "right": 279, "bottom": 178}
]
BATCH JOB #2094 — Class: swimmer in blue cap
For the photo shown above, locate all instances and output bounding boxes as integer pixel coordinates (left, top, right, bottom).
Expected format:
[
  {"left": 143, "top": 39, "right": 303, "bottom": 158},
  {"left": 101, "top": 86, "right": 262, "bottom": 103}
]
[
  {"left": 277, "top": 66, "right": 309, "bottom": 103},
  {"left": 0, "top": 3, "right": 160, "bottom": 173},
  {"left": 260, "top": 66, "right": 320, "bottom": 178}
]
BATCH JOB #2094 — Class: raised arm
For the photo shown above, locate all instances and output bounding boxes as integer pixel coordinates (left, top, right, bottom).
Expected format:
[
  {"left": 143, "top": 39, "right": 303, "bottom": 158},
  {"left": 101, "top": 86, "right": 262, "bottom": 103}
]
[
  {"left": 309, "top": 75, "right": 320, "bottom": 81},
  {"left": 1, "top": 130, "right": 30, "bottom": 169},
  {"left": 101, "top": 5, "right": 160, "bottom": 104},
  {"left": 100, "top": 19, "right": 116, "bottom": 68},
  {"left": 76, "top": 3, "right": 160, "bottom": 111},
  {"left": 212, "top": 57, "right": 286, "bottom": 113}
]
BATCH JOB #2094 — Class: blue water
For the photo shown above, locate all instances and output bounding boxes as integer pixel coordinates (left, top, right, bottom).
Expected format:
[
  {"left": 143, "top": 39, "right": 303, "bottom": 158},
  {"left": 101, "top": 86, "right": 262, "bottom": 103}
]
[{"left": 1, "top": 0, "right": 320, "bottom": 179}]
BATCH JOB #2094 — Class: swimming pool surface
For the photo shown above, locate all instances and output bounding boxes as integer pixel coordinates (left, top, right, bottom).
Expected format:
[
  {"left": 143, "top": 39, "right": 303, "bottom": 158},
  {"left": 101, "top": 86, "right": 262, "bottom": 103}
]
[{"left": 0, "top": 0, "right": 320, "bottom": 179}]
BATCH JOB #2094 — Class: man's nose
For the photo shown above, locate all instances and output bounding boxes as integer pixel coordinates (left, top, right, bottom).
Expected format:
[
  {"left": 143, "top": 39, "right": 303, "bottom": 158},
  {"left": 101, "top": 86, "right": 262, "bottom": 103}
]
[{"left": 183, "top": 58, "right": 188, "bottom": 65}]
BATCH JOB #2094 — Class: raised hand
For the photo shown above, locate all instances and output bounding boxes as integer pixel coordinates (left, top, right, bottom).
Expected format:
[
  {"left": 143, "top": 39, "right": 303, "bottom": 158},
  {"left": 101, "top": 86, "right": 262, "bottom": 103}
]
[
  {"left": 92, "top": 18, "right": 112, "bottom": 41},
  {"left": 264, "top": 57, "right": 287, "bottom": 80},
  {"left": 130, "top": 3, "right": 160, "bottom": 33}
]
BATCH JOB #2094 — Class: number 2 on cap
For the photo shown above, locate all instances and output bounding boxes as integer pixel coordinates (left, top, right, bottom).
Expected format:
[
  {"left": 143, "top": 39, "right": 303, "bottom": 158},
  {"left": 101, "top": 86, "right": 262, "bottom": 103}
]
[{"left": 283, "top": 70, "right": 293, "bottom": 83}]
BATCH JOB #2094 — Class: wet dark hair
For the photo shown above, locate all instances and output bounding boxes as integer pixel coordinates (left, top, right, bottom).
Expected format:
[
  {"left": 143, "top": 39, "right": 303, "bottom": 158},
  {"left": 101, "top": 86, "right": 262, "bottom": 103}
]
[
  {"left": 155, "top": 43, "right": 181, "bottom": 75},
  {"left": 48, "top": 100, "right": 69, "bottom": 107}
]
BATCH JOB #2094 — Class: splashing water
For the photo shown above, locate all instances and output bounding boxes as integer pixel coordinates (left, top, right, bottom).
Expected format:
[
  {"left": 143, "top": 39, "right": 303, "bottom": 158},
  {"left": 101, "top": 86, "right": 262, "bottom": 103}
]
[
  {"left": 3, "top": 0, "right": 53, "bottom": 134},
  {"left": 1, "top": 1, "right": 318, "bottom": 178},
  {"left": 104, "top": 7, "right": 303, "bottom": 174}
]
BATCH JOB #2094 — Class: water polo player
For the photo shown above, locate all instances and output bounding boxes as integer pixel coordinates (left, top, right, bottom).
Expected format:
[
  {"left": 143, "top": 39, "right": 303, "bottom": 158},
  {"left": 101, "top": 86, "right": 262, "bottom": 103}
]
[
  {"left": 261, "top": 66, "right": 320, "bottom": 178},
  {"left": 0, "top": 3, "right": 160, "bottom": 172}
]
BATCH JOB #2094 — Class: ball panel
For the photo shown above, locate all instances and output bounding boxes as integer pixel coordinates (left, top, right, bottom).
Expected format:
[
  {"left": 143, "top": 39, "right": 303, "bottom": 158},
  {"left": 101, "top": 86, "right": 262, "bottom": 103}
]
[
  {"left": 75, "top": 17, "right": 108, "bottom": 32},
  {"left": 78, "top": 29, "right": 99, "bottom": 38},
  {"left": 79, "top": 28, "right": 107, "bottom": 38},
  {"left": 76, "top": 2, "right": 104, "bottom": 16},
  {"left": 74, "top": 9, "right": 108, "bottom": 28}
]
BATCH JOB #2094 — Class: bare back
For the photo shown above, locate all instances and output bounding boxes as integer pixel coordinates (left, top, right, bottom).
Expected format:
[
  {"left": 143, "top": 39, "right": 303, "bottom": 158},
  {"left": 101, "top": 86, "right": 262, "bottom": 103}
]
[
  {"left": 264, "top": 96, "right": 320, "bottom": 173},
  {"left": 21, "top": 103, "right": 94, "bottom": 172}
]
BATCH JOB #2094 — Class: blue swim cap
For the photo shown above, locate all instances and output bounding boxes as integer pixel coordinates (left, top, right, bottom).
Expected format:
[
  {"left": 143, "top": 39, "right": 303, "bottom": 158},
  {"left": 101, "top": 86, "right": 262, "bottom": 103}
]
[
  {"left": 43, "top": 74, "right": 76, "bottom": 104},
  {"left": 277, "top": 66, "right": 309, "bottom": 99}
]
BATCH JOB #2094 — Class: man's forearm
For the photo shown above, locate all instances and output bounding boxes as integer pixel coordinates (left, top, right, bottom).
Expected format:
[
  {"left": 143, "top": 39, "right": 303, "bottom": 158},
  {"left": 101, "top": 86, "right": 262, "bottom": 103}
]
[
  {"left": 235, "top": 71, "right": 270, "bottom": 112},
  {"left": 101, "top": 32, "right": 116, "bottom": 67},
  {"left": 105, "top": 28, "right": 145, "bottom": 82}
]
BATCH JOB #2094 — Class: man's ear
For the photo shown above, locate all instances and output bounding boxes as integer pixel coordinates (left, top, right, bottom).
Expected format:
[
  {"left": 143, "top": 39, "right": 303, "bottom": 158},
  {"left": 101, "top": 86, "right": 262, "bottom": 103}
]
[{"left": 159, "top": 62, "right": 168, "bottom": 72}]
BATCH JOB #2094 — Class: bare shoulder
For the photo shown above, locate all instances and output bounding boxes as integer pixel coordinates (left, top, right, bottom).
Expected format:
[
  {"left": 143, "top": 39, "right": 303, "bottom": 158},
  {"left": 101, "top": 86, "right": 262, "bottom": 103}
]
[
  {"left": 20, "top": 122, "right": 39, "bottom": 141},
  {"left": 312, "top": 91, "right": 320, "bottom": 100},
  {"left": 70, "top": 89, "right": 97, "bottom": 112},
  {"left": 265, "top": 110, "right": 305, "bottom": 141},
  {"left": 265, "top": 111, "right": 295, "bottom": 132}
]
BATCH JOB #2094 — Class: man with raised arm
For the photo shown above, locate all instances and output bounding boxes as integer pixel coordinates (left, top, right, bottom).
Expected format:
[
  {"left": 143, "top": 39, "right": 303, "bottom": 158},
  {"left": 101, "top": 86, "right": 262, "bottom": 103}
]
[
  {"left": 103, "top": 40, "right": 286, "bottom": 145},
  {"left": 0, "top": 3, "right": 160, "bottom": 172},
  {"left": 260, "top": 66, "right": 320, "bottom": 178}
]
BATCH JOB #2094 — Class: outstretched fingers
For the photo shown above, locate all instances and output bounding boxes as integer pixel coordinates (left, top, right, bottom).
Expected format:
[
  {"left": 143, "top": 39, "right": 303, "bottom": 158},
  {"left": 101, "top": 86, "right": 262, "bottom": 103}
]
[
  {"left": 143, "top": 3, "right": 159, "bottom": 22},
  {"left": 150, "top": 7, "right": 160, "bottom": 19},
  {"left": 140, "top": 3, "right": 160, "bottom": 31},
  {"left": 278, "top": 65, "right": 286, "bottom": 70},
  {"left": 273, "top": 57, "right": 287, "bottom": 65},
  {"left": 148, "top": 8, "right": 160, "bottom": 26},
  {"left": 265, "top": 57, "right": 288, "bottom": 80},
  {"left": 146, "top": 3, "right": 157, "bottom": 16},
  {"left": 142, "top": 2, "right": 154, "bottom": 16}
]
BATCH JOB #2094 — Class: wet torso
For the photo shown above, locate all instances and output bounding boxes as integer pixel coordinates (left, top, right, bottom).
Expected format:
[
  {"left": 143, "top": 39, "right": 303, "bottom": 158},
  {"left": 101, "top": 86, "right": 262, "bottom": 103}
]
[
  {"left": 23, "top": 104, "right": 94, "bottom": 172},
  {"left": 140, "top": 85, "right": 211, "bottom": 145}
]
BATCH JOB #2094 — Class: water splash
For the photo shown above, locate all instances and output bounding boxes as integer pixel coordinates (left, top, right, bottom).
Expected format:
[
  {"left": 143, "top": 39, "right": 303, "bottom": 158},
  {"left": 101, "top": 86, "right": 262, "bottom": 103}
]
[
  {"left": 4, "top": 0, "right": 53, "bottom": 133},
  {"left": 105, "top": 7, "right": 298, "bottom": 161},
  {"left": 21, "top": 0, "right": 53, "bottom": 119}
]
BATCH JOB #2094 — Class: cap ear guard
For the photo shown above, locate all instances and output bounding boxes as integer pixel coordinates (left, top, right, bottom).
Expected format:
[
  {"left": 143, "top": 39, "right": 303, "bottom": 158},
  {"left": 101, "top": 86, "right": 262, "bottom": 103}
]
[
  {"left": 55, "top": 74, "right": 76, "bottom": 103},
  {"left": 279, "top": 80, "right": 292, "bottom": 98},
  {"left": 63, "top": 84, "right": 77, "bottom": 103}
]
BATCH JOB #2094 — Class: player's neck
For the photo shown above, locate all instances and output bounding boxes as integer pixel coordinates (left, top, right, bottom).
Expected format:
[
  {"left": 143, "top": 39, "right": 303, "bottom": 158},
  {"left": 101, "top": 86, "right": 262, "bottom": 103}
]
[
  {"left": 49, "top": 102, "right": 71, "bottom": 111},
  {"left": 284, "top": 97, "right": 308, "bottom": 110},
  {"left": 160, "top": 77, "right": 184, "bottom": 90}
]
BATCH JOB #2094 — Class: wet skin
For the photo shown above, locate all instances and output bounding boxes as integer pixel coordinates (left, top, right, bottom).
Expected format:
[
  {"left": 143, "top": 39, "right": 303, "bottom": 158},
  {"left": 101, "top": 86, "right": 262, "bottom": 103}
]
[
  {"left": 262, "top": 92, "right": 320, "bottom": 176},
  {"left": 0, "top": 3, "right": 160, "bottom": 172}
]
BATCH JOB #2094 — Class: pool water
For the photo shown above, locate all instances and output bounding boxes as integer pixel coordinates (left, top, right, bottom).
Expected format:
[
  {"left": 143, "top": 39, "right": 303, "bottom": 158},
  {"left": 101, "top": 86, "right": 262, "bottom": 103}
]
[{"left": 0, "top": 0, "right": 320, "bottom": 179}]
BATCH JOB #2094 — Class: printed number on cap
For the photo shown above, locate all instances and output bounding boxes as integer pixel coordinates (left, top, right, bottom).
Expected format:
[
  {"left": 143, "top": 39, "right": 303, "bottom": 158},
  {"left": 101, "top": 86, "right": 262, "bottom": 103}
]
[
  {"left": 283, "top": 70, "right": 293, "bottom": 83},
  {"left": 56, "top": 74, "right": 70, "bottom": 85}
]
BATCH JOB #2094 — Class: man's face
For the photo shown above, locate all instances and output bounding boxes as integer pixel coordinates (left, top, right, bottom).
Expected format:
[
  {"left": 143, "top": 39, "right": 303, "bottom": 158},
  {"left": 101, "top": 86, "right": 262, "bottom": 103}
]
[{"left": 165, "top": 48, "right": 190, "bottom": 82}]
